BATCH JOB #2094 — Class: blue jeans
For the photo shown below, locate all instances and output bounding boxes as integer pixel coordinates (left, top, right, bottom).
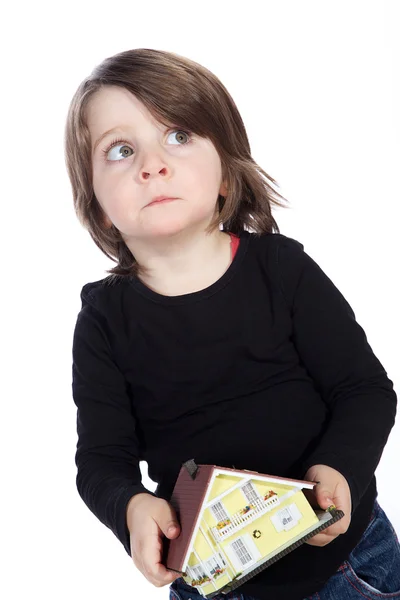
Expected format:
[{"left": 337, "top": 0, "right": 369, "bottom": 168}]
[{"left": 169, "top": 500, "right": 400, "bottom": 600}]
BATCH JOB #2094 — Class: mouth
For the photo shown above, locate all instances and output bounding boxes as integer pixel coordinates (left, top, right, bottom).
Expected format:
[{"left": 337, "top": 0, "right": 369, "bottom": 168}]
[{"left": 147, "top": 197, "right": 179, "bottom": 207}]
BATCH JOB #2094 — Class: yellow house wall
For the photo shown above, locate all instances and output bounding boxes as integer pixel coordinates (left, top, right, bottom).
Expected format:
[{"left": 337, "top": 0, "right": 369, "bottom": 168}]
[
  {"left": 218, "top": 490, "right": 319, "bottom": 558},
  {"left": 207, "top": 474, "right": 242, "bottom": 499},
  {"left": 208, "top": 474, "right": 295, "bottom": 505},
  {"left": 205, "top": 476, "right": 297, "bottom": 530},
  {"left": 184, "top": 526, "right": 233, "bottom": 593},
  {"left": 186, "top": 477, "right": 320, "bottom": 595}
]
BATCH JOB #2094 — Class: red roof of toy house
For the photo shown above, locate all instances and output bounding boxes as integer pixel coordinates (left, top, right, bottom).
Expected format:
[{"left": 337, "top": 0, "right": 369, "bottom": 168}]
[
  {"left": 165, "top": 461, "right": 214, "bottom": 572},
  {"left": 165, "top": 460, "right": 316, "bottom": 573}
]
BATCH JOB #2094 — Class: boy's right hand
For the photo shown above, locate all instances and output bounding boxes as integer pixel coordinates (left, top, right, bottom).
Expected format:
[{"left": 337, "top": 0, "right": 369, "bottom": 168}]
[{"left": 126, "top": 493, "right": 182, "bottom": 588}]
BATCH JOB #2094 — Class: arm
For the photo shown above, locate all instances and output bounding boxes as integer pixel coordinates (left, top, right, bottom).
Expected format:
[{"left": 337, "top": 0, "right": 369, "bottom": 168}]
[
  {"left": 276, "top": 236, "right": 397, "bottom": 513},
  {"left": 72, "top": 301, "right": 156, "bottom": 556}
]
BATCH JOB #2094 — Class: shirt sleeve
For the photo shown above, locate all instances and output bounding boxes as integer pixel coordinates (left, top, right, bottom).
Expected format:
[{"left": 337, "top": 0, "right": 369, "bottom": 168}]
[
  {"left": 276, "top": 236, "right": 397, "bottom": 513},
  {"left": 72, "top": 299, "right": 156, "bottom": 556}
]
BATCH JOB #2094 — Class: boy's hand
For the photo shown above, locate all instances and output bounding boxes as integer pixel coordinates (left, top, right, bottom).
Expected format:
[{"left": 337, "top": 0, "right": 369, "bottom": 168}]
[
  {"left": 303, "top": 464, "right": 352, "bottom": 547},
  {"left": 126, "top": 493, "right": 182, "bottom": 587}
]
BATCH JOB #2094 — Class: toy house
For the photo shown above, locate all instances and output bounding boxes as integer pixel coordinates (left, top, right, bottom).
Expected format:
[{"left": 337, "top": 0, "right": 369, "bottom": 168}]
[{"left": 165, "top": 460, "right": 344, "bottom": 598}]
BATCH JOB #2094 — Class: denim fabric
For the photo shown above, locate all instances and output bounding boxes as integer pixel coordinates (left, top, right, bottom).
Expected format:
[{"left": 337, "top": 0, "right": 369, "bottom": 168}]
[
  {"left": 170, "top": 501, "right": 400, "bottom": 600},
  {"left": 169, "top": 576, "right": 257, "bottom": 600},
  {"left": 307, "top": 500, "right": 400, "bottom": 600}
]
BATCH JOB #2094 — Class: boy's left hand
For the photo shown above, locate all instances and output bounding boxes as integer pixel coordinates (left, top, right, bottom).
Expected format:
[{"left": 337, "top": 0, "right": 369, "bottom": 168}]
[{"left": 303, "top": 464, "right": 352, "bottom": 547}]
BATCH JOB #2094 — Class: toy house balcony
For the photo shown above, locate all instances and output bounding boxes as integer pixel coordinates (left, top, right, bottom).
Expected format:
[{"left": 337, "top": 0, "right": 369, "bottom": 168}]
[{"left": 211, "top": 494, "right": 280, "bottom": 542}]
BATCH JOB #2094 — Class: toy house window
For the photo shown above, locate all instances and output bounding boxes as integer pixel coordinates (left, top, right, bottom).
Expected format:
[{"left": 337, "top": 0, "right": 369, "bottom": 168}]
[
  {"left": 205, "top": 554, "right": 226, "bottom": 575},
  {"left": 210, "top": 501, "right": 229, "bottom": 522},
  {"left": 231, "top": 537, "right": 253, "bottom": 567},
  {"left": 241, "top": 481, "right": 260, "bottom": 503},
  {"left": 191, "top": 564, "right": 207, "bottom": 579},
  {"left": 271, "top": 503, "right": 302, "bottom": 532}
]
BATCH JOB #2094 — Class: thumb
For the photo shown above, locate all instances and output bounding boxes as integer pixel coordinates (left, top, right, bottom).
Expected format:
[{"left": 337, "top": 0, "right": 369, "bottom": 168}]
[
  {"left": 314, "top": 483, "right": 334, "bottom": 509},
  {"left": 159, "top": 503, "right": 181, "bottom": 539}
]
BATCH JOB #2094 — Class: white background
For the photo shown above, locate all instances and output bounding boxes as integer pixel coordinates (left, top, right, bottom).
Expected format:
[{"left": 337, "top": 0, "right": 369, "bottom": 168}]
[{"left": 2, "top": 1, "right": 399, "bottom": 599}]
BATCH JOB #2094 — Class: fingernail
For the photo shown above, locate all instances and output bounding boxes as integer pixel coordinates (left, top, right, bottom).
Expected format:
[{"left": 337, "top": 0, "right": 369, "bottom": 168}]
[
  {"left": 168, "top": 526, "right": 177, "bottom": 535},
  {"left": 326, "top": 497, "right": 333, "bottom": 504}
]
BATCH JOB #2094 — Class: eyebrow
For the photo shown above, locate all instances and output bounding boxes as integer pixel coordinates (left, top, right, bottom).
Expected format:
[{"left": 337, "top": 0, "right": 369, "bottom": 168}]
[{"left": 92, "top": 127, "right": 126, "bottom": 154}]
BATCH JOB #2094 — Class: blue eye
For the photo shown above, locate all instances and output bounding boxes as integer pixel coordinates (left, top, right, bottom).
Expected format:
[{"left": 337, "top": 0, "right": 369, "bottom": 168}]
[{"left": 102, "top": 129, "right": 192, "bottom": 163}]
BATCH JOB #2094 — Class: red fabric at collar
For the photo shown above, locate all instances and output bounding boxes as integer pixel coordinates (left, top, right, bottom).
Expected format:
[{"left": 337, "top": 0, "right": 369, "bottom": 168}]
[{"left": 230, "top": 233, "right": 240, "bottom": 261}]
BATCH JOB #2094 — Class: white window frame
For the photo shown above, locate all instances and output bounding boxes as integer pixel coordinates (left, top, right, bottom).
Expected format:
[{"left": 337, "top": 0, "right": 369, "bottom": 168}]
[
  {"left": 205, "top": 553, "right": 226, "bottom": 575},
  {"left": 188, "top": 563, "right": 208, "bottom": 580},
  {"left": 240, "top": 481, "right": 261, "bottom": 503},
  {"left": 271, "top": 503, "right": 302, "bottom": 532},
  {"left": 225, "top": 534, "right": 261, "bottom": 571},
  {"left": 210, "top": 501, "right": 229, "bottom": 522}
]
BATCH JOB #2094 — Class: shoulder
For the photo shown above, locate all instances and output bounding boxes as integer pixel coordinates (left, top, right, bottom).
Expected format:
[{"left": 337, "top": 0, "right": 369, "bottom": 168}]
[
  {"left": 73, "top": 275, "right": 134, "bottom": 357},
  {"left": 246, "top": 230, "right": 303, "bottom": 248},
  {"left": 251, "top": 233, "right": 344, "bottom": 310},
  {"left": 75, "top": 275, "right": 132, "bottom": 339},
  {"left": 80, "top": 274, "right": 130, "bottom": 309},
  {"left": 246, "top": 231, "right": 305, "bottom": 265},
  {"left": 246, "top": 231, "right": 313, "bottom": 307}
]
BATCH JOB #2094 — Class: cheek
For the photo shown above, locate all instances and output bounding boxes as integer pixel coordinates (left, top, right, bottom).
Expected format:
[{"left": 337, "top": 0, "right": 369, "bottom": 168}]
[
  {"left": 185, "top": 160, "right": 222, "bottom": 198},
  {"left": 94, "top": 176, "right": 133, "bottom": 216}
]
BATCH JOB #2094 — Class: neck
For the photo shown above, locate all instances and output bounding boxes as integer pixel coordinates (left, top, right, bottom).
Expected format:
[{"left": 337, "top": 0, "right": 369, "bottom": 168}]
[{"left": 130, "top": 229, "right": 233, "bottom": 296}]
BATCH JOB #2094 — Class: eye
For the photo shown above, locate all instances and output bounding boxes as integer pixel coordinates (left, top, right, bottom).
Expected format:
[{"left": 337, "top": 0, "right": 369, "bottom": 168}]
[
  {"left": 167, "top": 130, "right": 191, "bottom": 145},
  {"left": 101, "top": 129, "right": 192, "bottom": 163},
  {"left": 102, "top": 139, "right": 134, "bottom": 162}
]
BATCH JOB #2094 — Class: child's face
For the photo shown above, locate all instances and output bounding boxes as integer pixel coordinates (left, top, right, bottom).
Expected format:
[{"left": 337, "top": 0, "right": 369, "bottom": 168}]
[{"left": 87, "top": 86, "right": 227, "bottom": 244}]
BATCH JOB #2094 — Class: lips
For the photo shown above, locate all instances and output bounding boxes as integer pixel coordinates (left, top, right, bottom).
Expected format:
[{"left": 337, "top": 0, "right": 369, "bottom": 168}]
[{"left": 147, "top": 196, "right": 178, "bottom": 206}]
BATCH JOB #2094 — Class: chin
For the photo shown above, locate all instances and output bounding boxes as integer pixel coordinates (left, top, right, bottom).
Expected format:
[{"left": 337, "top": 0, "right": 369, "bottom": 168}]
[{"left": 146, "top": 219, "right": 198, "bottom": 236}]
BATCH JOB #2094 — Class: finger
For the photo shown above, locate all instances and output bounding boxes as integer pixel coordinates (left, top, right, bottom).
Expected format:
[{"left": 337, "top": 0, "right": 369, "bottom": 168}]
[
  {"left": 140, "top": 535, "right": 167, "bottom": 584},
  {"left": 313, "top": 483, "right": 334, "bottom": 510},
  {"left": 306, "top": 513, "right": 351, "bottom": 547},
  {"left": 140, "top": 533, "right": 180, "bottom": 587},
  {"left": 303, "top": 480, "right": 333, "bottom": 508},
  {"left": 149, "top": 562, "right": 181, "bottom": 587},
  {"left": 334, "top": 481, "right": 352, "bottom": 517},
  {"left": 326, "top": 513, "right": 351, "bottom": 535},
  {"left": 155, "top": 505, "right": 181, "bottom": 539}
]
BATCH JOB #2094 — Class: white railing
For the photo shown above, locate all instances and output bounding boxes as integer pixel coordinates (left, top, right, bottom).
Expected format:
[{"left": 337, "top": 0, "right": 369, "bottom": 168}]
[{"left": 211, "top": 495, "right": 280, "bottom": 542}]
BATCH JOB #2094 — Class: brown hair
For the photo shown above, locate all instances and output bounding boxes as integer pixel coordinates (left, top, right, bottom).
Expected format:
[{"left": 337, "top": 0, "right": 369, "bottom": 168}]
[{"left": 64, "top": 48, "right": 288, "bottom": 278}]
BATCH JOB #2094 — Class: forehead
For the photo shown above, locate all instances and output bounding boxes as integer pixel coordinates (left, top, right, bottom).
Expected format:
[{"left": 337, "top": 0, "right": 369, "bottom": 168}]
[{"left": 87, "top": 86, "right": 164, "bottom": 135}]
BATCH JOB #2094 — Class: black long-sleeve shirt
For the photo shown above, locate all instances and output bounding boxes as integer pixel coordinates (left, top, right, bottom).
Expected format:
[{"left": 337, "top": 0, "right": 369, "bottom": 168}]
[{"left": 72, "top": 231, "right": 397, "bottom": 600}]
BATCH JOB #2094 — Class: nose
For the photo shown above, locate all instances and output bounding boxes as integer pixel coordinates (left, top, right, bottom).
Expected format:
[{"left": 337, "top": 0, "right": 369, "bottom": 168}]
[
  {"left": 140, "top": 165, "right": 168, "bottom": 181},
  {"left": 139, "top": 146, "right": 170, "bottom": 181}
]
